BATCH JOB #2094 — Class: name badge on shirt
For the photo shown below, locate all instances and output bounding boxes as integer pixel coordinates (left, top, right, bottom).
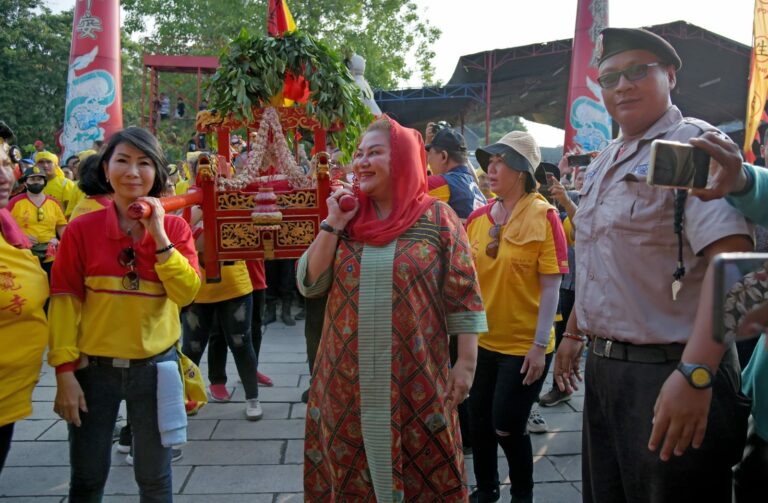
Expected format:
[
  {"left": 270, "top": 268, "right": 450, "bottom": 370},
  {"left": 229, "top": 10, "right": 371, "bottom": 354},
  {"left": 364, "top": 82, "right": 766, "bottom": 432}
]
[{"left": 631, "top": 164, "right": 649, "bottom": 177}]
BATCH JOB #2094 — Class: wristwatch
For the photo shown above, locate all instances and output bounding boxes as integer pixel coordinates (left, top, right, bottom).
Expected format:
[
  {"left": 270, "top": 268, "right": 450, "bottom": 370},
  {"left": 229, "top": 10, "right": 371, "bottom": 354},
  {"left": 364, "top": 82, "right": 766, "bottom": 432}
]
[
  {"left": 320, "top": 220, "right": 344, "bottom": 237},
  {"left": 676, "top": 362, "right": 714, "bottom": 389}
]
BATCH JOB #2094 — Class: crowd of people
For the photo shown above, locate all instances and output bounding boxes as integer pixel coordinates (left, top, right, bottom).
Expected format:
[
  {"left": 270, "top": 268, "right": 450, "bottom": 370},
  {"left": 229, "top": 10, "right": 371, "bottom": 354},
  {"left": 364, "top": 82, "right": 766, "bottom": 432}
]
[{"left": 1, "top": 26, "right": 768, "bottom": 503}]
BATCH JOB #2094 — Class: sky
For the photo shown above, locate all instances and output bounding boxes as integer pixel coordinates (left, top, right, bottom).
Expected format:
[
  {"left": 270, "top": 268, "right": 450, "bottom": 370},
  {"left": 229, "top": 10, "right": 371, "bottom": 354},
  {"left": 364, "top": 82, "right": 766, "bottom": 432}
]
[{"left": 46, "top": 0, "right": 756, "bottom": 146}]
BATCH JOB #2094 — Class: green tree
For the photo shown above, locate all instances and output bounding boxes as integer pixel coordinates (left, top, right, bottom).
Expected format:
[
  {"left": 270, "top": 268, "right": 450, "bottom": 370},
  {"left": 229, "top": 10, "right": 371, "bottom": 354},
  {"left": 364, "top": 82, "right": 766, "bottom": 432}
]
[
  {"left": 466, "top": 116, "right": 527, "bottom": 144},
  {"left": 120, "top": 0, "right": 441, "bottom": 89},
  {"left": 0, "top": 0, "right": 73, "bottom": 146}
]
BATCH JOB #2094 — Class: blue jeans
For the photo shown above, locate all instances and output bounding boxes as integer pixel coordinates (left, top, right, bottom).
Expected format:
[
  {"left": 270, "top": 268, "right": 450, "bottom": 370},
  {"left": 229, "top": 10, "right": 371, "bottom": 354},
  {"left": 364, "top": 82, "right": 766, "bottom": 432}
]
[
  {"left": 182, "top": 293, "right": 259, "bottom": 399},
  {"left": 69, "top": 347, "right": 177, "bottom": 502},
  {"left": 469, "top": 347, "right": 552, "bottom": 498}
]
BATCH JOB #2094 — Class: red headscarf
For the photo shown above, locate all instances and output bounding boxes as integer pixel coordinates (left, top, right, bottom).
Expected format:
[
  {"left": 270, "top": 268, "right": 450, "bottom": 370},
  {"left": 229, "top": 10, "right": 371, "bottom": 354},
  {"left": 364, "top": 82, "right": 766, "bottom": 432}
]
[
  {"left": 346, "top": 116, "right": 437, "bottom": 245},
  {"left": 0, "top": 208, "right": 31, "bottom": 249}
]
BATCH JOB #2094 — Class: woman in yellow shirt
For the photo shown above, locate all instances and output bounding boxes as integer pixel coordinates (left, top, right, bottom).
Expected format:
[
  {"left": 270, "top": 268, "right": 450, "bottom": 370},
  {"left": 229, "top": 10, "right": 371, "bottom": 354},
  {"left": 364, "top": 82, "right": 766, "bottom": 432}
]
[
  {"left": 464, "top": 132, "right": 569, "bottom": 503},
  {"left": 48, "top": 127, "right": 201, "bottom": 500},
  {"left": 0, "top": 124, "right": 48, "bottom": 474}
]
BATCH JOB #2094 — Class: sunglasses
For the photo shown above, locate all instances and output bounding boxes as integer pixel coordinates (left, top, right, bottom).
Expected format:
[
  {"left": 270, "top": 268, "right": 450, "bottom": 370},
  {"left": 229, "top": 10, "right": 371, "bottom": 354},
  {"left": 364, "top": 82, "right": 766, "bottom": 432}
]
[
  {"left": 118, "top": 247, "right": 139, "bottom": 290},
  {"left": 485, "top": 223, "right": 502, "bottom": 259},
  {"left": 597, "top": 62, "right": 662, "bottom": 89}
]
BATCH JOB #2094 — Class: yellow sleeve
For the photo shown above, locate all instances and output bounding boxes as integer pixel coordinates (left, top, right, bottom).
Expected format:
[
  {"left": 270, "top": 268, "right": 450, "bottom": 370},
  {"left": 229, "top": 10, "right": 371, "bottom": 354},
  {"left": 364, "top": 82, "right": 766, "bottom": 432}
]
[
  {"left": 66, "top": 186, "right": 85, "bottom": 219},
  {"left": 54, "top": 202, "right": 67, "bottom": 227},
  {"left": 48, "top": 294, "right": 82, "bottom": 367},
  {"left": 155, "top": 249, "right": 202, "bottom": 307},
  {"left": 428, "top": 184, "right": 451, "bottom": 204},
  {"left": 563, "top": 217, "right": 575, "bottom": 246}
]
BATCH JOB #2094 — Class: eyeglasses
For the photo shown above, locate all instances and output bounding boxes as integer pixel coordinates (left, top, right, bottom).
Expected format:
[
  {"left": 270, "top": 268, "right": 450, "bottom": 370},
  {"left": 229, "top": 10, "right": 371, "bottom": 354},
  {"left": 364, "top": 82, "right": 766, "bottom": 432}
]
[
  {"left": 118, "top": 247, "right": 139, "bottom": 290},
  {"left": 485, "top": 223, "right": 502, "bottom": 259},
  {"left": 597, "top": 62, "right": 662, "bottom": 89}
]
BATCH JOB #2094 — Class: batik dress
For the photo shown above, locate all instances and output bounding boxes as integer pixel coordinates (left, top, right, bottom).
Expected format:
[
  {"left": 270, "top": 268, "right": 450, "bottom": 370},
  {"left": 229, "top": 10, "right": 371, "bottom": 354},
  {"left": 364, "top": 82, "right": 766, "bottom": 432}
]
[{"left": 299, "top": 201, "right": 487, "bottom": 502}]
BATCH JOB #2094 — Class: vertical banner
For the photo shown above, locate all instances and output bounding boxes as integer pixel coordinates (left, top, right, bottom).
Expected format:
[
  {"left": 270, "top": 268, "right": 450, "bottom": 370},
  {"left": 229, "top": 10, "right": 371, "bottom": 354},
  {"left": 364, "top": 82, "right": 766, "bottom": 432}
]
[
  {"left": 267, "top": 0, "right": 297, "bottom": 36},
  {"left": 563, "top": 0, "right": 611, "bottom": 153},
  {"left": 61, "top": 0, "right": 123, "bottom": 160},
  {"left": 744, "top": 0, "right": 768, "bottom": 162}
]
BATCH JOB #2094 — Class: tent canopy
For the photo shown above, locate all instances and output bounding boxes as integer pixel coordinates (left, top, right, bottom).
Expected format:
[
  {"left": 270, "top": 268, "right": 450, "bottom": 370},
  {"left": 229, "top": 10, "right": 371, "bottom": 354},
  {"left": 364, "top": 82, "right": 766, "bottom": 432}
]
[{"left": 375, "top": 21, "right": 750, "bottom": 137}]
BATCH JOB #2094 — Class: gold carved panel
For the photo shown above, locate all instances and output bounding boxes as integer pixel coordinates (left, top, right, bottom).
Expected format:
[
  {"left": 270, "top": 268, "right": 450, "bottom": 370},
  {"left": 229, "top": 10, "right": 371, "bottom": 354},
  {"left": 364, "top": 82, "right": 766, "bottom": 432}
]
[
  {"left": 276, "top": 191, "right": 317, "bottom": 209},
  {"left": 218, "top": 192, "right": 256, "bottom": 210},
  {"left": 218, "top": 190, "right": 316, "bottom": 210},
  {"left": 278, "top": 221, "right": 316, "bottom": 246},
  {"left": 220, "top": 223, "right": 262, "bottom": 249}
]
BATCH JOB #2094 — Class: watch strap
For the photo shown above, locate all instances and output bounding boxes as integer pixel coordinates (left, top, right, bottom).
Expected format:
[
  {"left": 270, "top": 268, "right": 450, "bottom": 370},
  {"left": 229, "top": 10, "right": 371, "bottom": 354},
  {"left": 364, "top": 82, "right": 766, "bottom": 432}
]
[{"left": 320, "top": 220, "right": 343, "bottom": 237}]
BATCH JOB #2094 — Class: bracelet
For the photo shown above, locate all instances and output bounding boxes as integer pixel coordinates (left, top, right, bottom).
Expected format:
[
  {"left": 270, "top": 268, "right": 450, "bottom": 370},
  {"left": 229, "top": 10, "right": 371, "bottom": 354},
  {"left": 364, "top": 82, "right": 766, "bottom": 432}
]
[
  {"left": 320, "top": 220, "right": 344, "bottom": 237},
  {"left": 55, "top": 361, "right": 78, "bottom": 375},
  {"left": 155, "top": 243, "right": 175, "bottom": 254},
  {"left": 563, "top": 332, "right": 587, "bottom": 343},
  {"left": 533, "top": 341, "right": 548, "bottom": 349}
]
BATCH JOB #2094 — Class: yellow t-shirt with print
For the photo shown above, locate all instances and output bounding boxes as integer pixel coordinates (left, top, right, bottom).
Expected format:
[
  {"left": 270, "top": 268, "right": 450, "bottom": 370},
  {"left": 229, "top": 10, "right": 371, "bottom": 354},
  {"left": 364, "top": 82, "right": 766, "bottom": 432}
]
[
  {"left": 0, "top": 232, "right": 49, "bottom": 426},
  {"left": 8, "top": 195, "right": 66, "bottom": 262},
  {"left": 466, "top": 197, "right": 569, "bottom": 356}
]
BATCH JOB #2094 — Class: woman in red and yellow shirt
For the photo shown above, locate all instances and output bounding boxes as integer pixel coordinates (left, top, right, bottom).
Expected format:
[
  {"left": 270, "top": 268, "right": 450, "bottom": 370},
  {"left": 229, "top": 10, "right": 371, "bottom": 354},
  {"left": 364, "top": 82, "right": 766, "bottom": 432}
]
[
  {"left": 49, "top": 127, "right": 200, "bottom": 500},
  {"left": 0, "top": 126, "right": 48, "bottom": 474},
  {"left": 465, "top": 131, "right": 568, "bottom": 502}
]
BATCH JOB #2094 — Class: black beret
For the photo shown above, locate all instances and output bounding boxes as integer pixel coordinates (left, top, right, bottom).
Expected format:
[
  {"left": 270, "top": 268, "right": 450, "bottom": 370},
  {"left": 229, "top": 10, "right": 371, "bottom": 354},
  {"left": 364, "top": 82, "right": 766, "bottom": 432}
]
[{"left": 598, "top": 28, "right": 682, "bottom": 70}]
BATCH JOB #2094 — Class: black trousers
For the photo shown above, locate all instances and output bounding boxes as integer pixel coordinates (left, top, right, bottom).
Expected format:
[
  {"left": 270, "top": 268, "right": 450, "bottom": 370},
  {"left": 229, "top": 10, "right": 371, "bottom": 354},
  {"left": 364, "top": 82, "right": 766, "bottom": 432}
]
[
  {"left": 734, "top": 420, "right": 768, "bottom": 503},
  {"left": 583, "top": 344, "right": 750, "bottom": 503},
  {"left": 469, "top": 347, "right": 552, "bottom": 498},
  {"left": 304, "top": 295, "right": 327, "bottom": 375},
  {"left": 0, "top": 422, "right": 14, "bottom": 474},
  {"left": 266, "top": 259, "right": 296, "bottom": 304},
  {"left": 555, "top": 288, "right": 575, "bottom": 348},
  {"left": 208, "top": 289, "right": 266, "bottom": 384}
]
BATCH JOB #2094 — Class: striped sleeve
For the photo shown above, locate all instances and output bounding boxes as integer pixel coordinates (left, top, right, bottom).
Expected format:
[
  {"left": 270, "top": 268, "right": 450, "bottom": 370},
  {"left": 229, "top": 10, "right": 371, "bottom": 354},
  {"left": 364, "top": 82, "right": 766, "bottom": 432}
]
[
  {"left": 538, "top": 209, "right": 569, "bottom": 274},
  {"left": 296, "top": 250, "right": 333, "bottom": 298}
]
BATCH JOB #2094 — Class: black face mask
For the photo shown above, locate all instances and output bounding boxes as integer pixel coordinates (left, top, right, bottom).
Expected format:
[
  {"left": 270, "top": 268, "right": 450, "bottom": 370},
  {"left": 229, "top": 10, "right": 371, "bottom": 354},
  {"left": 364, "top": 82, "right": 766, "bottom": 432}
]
[{"left": 26, "top": 183, "right": 45, "bottom": 194}]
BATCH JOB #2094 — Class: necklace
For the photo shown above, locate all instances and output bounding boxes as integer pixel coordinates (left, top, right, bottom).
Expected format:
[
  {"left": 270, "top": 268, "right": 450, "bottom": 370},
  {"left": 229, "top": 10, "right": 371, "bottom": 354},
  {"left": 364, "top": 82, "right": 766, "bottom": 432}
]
[
  {"left": 122, "top": 220, "right": 139, "bottom": 237},
  {"left": 493, "top": 198, "right": 511, "bottom": 226}
]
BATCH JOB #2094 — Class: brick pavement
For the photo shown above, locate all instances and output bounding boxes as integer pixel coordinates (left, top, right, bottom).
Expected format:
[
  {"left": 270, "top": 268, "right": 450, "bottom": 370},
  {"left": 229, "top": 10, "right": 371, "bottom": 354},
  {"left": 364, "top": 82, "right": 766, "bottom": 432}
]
[{"left": 0, "top": 319, "right": 584, "bottom": 502}]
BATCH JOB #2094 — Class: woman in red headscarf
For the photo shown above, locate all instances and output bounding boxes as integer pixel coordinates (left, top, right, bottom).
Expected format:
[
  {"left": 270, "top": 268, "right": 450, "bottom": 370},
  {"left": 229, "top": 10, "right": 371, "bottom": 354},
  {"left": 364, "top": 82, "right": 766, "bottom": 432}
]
[{"left": 298, "top": 117, "right": 488, "bottom": 501}]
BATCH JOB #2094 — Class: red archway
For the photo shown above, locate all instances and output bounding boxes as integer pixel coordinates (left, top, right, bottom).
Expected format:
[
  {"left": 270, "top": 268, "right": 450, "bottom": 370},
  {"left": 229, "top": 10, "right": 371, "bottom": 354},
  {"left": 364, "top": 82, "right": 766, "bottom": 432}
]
[{"left": 141, "top": 54, "right": 219, "bottom": 135}]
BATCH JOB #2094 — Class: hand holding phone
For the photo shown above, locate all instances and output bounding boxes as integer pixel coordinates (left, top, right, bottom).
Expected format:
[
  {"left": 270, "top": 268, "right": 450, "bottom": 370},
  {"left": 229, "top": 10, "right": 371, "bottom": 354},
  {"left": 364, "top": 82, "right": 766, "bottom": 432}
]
[
  {"left": 567, "top": 153, "right": 594, "bottom": 167},
  {"left": 647, "top": 140, "right": 710, "bottom": 189}
]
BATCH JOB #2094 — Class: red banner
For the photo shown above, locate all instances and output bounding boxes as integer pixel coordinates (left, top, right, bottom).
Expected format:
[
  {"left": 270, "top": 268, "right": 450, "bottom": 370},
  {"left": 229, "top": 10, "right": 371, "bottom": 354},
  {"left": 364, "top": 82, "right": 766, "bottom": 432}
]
[
  {"left": 267, "top": 0, "right": 297, "bottom": 36},
  {"left": 61, "top": 0, "right": 123, "bottom": 160},
  {"left": 563, "top": 0, "right": 611, "bottom": 154}
]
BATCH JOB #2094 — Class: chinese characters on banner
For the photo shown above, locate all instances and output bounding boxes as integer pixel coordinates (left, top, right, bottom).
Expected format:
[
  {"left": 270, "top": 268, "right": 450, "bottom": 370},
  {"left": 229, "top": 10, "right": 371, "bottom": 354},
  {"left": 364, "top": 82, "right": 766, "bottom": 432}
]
[
  {"left": 744, "top": 0, "right": 768, "bottom": 161},
  {"left": 563, "top": 0, "right": 612, "bottom": 154},
  {"left": 60, "top": 0, "right": 123, "bottom": 161}
]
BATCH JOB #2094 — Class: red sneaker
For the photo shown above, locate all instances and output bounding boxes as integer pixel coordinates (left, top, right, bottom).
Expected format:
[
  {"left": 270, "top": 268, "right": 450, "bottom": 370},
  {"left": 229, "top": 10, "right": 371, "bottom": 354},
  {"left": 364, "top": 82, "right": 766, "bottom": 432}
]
[
  {"left": 257, "top": 372, "right": 273, "bottom": 387},
  {"left": 208, "top": 384, "right": 231, "bottom": 402}
]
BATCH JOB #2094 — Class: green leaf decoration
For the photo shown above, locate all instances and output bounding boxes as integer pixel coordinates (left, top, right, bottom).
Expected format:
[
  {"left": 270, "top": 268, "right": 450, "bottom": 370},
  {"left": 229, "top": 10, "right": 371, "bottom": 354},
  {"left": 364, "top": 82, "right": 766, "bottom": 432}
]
[{"left": 207, "top": 30, "right": 373, "bottom": 155}]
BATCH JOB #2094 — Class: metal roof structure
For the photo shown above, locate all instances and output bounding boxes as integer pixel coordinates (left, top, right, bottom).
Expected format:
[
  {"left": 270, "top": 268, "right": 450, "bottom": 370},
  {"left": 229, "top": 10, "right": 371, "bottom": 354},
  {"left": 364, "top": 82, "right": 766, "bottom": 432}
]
[{"left": 375, "top": 21, "right": 751, "bottom": 143}]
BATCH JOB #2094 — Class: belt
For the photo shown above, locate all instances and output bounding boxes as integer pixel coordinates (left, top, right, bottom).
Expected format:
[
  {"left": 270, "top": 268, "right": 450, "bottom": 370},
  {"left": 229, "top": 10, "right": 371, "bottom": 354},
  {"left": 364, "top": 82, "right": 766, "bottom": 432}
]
[
  {"left": 87, "top": 346, "right": 175, "bottom": 369},
  {"left": 591, "top": 336, "right": 684, "bottom": 364}
]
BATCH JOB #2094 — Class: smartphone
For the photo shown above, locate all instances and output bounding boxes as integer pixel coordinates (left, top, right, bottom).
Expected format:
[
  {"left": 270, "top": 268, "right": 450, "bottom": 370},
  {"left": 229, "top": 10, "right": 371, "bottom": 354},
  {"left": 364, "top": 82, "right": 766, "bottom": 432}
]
[
  {"left": 712, "top": 253, "right": 768, "bottom": 344},
  {"left": 647, "top": 140, "right": 710, "bottom": 189},
  {"left": 567, "top": 153, "right": 593, "bottom": 167}
]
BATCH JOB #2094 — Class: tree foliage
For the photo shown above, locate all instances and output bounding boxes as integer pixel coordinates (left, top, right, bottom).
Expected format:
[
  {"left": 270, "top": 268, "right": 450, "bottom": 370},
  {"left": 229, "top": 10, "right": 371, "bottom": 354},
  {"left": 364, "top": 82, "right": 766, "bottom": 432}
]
[
  {"left": 0, "top": 0, "right": 73, "bottom": 147},
  {"left": 121, "top": 0, "right": 441, "bottom": 89}
]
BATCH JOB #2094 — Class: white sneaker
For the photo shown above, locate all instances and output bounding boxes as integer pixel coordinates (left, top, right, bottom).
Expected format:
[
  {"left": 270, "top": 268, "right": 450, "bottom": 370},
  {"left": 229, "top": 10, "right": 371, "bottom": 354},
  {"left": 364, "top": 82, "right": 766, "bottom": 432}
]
[
  {"left": 246, "top": 399, "right": 263, "bottom": 421},
  {"left": 527, "top": 405, "right": 547, "bottom": 434}
]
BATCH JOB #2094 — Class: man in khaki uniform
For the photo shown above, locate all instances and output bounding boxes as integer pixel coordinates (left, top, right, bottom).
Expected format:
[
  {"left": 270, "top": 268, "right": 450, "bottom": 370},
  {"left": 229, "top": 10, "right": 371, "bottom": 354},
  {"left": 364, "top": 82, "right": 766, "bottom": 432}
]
[{"left": 555, "top": 28, "right": 753, "bottom": 502}]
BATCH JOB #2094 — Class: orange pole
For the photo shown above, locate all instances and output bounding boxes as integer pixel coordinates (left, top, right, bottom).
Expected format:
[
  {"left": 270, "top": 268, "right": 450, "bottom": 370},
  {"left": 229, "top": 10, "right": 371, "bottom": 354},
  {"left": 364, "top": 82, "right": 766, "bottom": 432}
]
[{"left": 127, "top": 187, "right": 203, "bottom": 219}]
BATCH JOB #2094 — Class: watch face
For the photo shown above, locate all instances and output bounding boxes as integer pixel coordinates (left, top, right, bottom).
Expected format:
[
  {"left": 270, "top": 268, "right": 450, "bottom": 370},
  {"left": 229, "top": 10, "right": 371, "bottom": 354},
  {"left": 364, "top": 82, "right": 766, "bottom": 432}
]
[{"left": 691, "top": 367, "right": 711, "bottom": 387}]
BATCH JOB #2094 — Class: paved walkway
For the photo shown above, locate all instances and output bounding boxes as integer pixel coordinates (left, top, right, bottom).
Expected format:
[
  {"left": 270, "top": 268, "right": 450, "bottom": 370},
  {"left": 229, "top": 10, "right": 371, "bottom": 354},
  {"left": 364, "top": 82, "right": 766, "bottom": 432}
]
[{"left": 0, "top": 318, "right": 584, "bottom": 502}]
